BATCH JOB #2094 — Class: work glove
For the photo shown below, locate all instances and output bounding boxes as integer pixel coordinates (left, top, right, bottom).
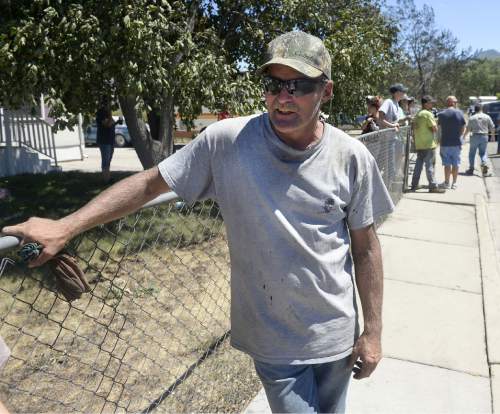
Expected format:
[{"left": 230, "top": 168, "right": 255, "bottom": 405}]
[{"left": 19, "top": 242, "right": 90, "bottom": 302}]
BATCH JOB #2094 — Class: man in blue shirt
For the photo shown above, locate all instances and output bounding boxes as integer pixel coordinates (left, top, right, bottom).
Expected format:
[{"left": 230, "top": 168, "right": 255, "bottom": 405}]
[{"left": 437, "top": 96, "right": 466, "bottom": 189}]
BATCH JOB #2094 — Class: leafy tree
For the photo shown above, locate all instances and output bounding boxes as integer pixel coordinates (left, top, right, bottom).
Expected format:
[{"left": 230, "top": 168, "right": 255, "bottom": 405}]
[
  {"left": 0, "top": 0, "right": 259, "bottom": 167},
  {"left": 208, "top": 0, "right": 397, "bottom": 123},
  {"left": 386, "top": 0, "right": 464, "bottom": 98},
  {"left": 454, "top": 58, "right": 500, "bottom": 102},
  {"left": 430, "top": 51, "right": 471, "bottom": 105},
  {"left": 0, "top": 0, "right": 396, "bottom": 168}
]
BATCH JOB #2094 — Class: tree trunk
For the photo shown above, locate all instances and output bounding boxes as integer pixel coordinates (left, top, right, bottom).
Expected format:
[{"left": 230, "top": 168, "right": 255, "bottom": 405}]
[
  {"left": 160, "top": 94, "right": 175, "bottom": 159},
  {"left": 119, "top": 94, "right": 176, "bottom": 169},
  {"left": 118, "top": 94, "right": 159, "bottom": 169},
  {"left": 417, "top": 63, "right": 426, "bottom": 96},
  {"left": 147, "top": 109, "right": 160, "bottom": 141}
]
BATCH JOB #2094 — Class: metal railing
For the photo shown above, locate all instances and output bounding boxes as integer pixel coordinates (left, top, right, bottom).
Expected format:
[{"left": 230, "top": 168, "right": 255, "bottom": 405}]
[
  {"left": 0, "top": 126, "right": 412, "bottom": 412},
  {"left": 0, "top": 107, "right": 58, "bottom": 166}
]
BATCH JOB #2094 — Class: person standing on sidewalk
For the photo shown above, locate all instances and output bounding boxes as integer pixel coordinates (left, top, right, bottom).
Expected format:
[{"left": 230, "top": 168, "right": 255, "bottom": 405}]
[
  {"left": 379, "top": 83, "right": 407, "bottom": 129},
  {"left": 96, "top": 99, "right": 122, "bottom": 183},
  {"left": 3, "top": 31, "right": 394, "bottom": 414},
  {"left": 411, "top": 96, "right": 445, "bottom": 193},
  {"left": 379, "top": 84, "right": 407, "bottom": 186},
  {"left": 437, "top": 96, "right": 466, "bottom": 189},
  {"left": 465, "top": 103, "right": 495, "bottom": 176}
]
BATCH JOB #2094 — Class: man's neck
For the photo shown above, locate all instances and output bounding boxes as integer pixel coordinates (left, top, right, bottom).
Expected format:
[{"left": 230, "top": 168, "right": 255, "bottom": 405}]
[{"left": 273, "top": 120, "right": 324, "bottom": 151}]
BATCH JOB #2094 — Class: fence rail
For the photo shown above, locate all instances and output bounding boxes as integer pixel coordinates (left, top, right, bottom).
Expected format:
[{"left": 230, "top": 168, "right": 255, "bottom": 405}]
[{"left": 0, "top": 126, "right": 412, "bottom": 413}]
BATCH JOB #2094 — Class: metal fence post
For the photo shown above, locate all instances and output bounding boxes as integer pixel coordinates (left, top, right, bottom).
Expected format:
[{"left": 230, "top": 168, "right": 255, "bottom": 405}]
[
  {"left": 77, "top": 113, "right": 85, "bottom": 161},
  {"left": 402, "top": 125, "right": 412, "bottom": 193},
  {"left": 50, "top": 124, "right": 58, "bottom": 167},
  {"left": 1, "top": 108, "right": 15, "bottom": 176}
]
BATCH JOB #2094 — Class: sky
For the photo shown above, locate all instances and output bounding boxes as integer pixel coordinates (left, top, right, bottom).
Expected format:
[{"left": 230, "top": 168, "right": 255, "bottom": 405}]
[{"left": 385, "top": 0, "right": 500, "bottom": 52}]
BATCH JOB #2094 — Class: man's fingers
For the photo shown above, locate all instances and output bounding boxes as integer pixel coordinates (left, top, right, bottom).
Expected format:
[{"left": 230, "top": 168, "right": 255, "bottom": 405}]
[
  {"left": 2, "top": 225, "right": 28, "bottom": 251},
  {"left": 352, "top": 359, "right": 363, "bottom": 376},
  {"left": 2, "top": 225, "right": 25, "bottom": 238},
  {"left": 352, "top": 358, "right": 379, "bottom": 380},
  {"left": 2, "top": 224, "right": 33, "bottom": 246}
]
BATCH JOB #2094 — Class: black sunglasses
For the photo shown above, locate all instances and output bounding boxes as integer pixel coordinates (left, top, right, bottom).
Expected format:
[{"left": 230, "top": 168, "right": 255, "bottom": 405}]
[{"left": 262, "top": 76, "right": 326, "bottom": 97}]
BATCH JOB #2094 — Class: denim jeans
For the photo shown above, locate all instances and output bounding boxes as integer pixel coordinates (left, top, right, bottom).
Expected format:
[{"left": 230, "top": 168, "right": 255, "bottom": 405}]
[
  {"left": 254, "top": 356, "right": 352, "bottom": 413},
  {"left": 411, "top": 148, "right": 437, "bottom": 189},
  {"left": 99, "top": 144, "right": 114, "bottom": 171},
  {"left": 468, "top": 134, "right": 488, "bottom": 168}
]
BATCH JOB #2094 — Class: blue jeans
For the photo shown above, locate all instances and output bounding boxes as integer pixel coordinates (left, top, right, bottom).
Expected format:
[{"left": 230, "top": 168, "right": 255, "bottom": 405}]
[
  {"left": 99, "top": 144, "right": 114, "bottom": 171},
  {"left": 411, "top": 148, "right": 437, "bottom": 189},
  {"left": 468, "top": 134, "right": 488, "bottom": 169},
  {"left": 254, "top": 356, "right": 352, "bottom": 413}
]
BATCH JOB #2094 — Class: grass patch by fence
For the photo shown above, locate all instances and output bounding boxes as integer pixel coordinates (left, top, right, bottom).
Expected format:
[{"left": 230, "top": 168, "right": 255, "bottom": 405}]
[{"left": 0, "top": 171, "right": 132, "bottom": 226}]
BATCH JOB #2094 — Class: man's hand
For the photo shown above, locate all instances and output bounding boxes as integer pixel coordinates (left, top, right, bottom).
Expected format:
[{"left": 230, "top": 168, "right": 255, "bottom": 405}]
[
  {"left": 2, "top": 218, "right": 72, "bottom": 267},
  {"left": 350, "top": 332, "right": 382, "bottom": 380}
]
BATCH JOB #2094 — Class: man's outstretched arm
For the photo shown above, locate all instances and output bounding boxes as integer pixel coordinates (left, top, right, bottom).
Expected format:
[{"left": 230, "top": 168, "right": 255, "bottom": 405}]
[
  {"left": 2, "top": 167, "right": 170, "bottom": 267},
  {"left": 349, "top": 223, "right": 384, "bottom": 380}
]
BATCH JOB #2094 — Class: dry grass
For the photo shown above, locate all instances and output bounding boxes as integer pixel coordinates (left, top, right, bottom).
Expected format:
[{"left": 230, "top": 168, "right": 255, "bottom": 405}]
[{"left": 0, "top": 204, "right": 262, "bottom": 413}]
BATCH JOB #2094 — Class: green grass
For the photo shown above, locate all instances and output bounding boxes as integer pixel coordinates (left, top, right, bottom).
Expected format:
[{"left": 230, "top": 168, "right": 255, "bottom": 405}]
[
  {"left": 0, "top": 171, "right": 133, "bottom": 227},
  {"left": 0, "top": 170, "right": 224, "bottom": 261}
]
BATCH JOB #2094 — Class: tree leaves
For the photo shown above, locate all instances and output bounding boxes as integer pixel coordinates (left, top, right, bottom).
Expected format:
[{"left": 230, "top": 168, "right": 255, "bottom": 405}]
[
  {"left": 0, "top": 0, "right": 396, "bottom": 162},
  {"left": 387, "top": 0, "right": 465, "bottom": 97}
]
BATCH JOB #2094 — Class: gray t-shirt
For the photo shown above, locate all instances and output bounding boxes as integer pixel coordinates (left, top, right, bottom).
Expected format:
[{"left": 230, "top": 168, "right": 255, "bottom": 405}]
[
  {"left": 467, "top": 112, "right": 494, "bottom": 135},
  {"left": 158, "top": 113, "right": 394, "bottom": 364},
  {"left": 379, "top": 98, "right": 399, "bottom": 125}
]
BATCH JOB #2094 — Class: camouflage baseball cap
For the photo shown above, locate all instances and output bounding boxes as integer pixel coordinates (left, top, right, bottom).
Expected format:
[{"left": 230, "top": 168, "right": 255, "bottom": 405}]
[{"left": 257, "top": 31, "right": 332, "bottom": 79}]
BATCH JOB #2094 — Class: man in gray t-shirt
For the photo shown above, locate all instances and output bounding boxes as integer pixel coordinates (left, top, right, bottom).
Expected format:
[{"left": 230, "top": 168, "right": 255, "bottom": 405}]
[{"left": 4, "top": 31, "right": 394, "bottom": 414}]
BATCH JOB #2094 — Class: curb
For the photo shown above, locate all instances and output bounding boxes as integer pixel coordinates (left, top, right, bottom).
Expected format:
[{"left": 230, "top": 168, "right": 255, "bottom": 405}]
[{"left": 475, "top": 193, "right": 500, "bottom": 413}]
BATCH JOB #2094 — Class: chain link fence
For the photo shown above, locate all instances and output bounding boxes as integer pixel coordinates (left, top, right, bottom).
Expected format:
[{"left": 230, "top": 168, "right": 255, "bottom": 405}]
[
  {"left": 0, "top": 126, "right": 411, "bottom": 413},
  {"left": 355, "top": 126, "right": 411, "bottom": 205}
]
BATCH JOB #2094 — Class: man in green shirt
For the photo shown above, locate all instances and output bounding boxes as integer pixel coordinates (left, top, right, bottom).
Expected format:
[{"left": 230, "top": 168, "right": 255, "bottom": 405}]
[{"left": 410, "top": 95, "right": 445, "bottom": 193}]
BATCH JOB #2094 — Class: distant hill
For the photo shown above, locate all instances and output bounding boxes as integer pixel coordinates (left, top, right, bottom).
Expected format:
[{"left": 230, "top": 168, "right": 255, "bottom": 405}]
[{"left": 474, "top": 49, "right": 500, "bottom": 60}]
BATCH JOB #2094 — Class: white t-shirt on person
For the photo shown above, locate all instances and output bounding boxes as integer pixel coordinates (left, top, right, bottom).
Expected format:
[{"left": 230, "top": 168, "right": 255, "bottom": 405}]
[
  {"left": 379, "top": 98, "right": 400, "bottom": 125},
  {"left": 158, "top": 113, "right": 394, "bottom": 364},
  {"left": 467, "top": 112, "right": 495, "bottom": 135}
]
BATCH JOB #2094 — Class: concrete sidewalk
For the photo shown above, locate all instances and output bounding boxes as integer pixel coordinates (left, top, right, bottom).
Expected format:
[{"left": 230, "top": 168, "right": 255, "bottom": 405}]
[
  {"left": 59, "top": 147, "right": 143, "bottom": 172},
  {"left": 245, "top": 142, "right": 500, "bottom": 413}
]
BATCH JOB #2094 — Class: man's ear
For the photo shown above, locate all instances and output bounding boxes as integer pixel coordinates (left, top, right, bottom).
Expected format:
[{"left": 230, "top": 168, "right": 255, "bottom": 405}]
[{"left": 322, "top": 80, "right": 333, "bottom": 103}]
